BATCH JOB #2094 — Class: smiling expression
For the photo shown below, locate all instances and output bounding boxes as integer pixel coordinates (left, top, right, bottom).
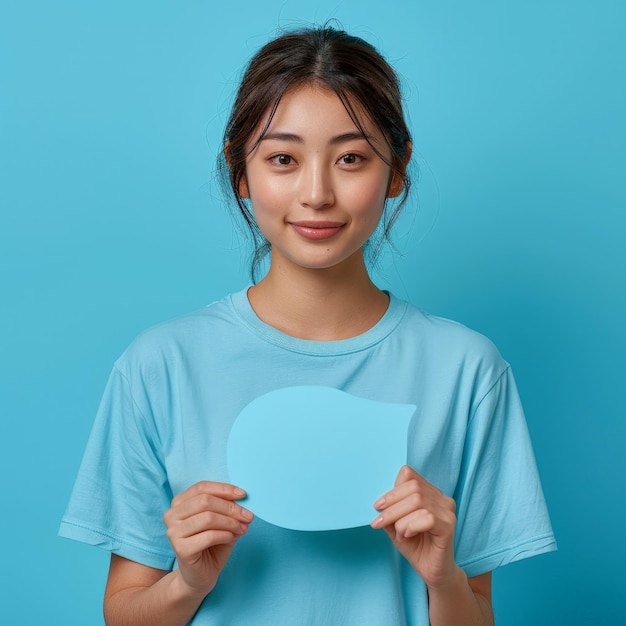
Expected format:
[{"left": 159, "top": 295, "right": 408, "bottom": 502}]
[{"left": 241, "top": 84, "right": 403, "bottom": 274}]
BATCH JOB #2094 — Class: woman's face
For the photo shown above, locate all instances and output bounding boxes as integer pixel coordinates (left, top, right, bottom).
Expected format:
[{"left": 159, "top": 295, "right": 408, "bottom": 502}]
[{"left": 240, "top": 84, "right": 403, "bottom": 274}]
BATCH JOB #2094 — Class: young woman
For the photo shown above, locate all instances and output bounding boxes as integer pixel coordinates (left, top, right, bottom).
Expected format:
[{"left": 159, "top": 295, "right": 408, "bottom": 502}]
[{"left": 60, "top": 25, "right": 556, "bottom": 625}]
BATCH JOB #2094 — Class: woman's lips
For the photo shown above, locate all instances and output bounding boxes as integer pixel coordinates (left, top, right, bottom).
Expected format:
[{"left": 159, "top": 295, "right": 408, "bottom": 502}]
[{"left": 290, "top": 221, "right": 344, "bottom": 240}]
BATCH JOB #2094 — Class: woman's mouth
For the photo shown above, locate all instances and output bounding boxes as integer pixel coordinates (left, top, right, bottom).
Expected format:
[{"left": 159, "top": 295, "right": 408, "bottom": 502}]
[{"left": 290, "top": 221, "right": 345, "bottom": 241}]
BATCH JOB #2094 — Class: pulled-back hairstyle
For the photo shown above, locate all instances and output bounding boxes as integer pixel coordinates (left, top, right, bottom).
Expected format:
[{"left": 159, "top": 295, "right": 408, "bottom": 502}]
[{"left": 218, "top": 24, "right": 413, "bottom": 281}]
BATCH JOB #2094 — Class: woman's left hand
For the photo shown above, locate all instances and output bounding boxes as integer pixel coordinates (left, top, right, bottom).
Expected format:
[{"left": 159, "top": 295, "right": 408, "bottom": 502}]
[{"left": 371, "top": 465, "right": 458, "bottom": 589}]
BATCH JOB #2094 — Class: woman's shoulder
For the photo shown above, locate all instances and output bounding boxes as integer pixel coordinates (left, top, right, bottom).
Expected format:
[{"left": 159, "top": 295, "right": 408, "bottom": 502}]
[
  {"left": 396, "top": 296, "right": 509, "bottom": 372},
  {"left": 114, "top": 290, "right": 245, "bottom": 373}
]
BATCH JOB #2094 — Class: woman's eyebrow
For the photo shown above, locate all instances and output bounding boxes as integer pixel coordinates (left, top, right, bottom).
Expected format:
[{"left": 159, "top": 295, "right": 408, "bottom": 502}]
[
  {"left": 329, "top": 131, "right": 373, "bottom": 145},
  {"left": 260, "top": 131, "right": 303, "bottom": 143},
  {"left": 259, "top": 131, "right": 373, "bottom": 145}
]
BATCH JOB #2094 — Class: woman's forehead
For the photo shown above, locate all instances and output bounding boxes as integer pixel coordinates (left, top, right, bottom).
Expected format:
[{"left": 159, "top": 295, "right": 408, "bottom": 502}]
[{"left": 251, "top": 83, "right": 385, "bottom": 147}]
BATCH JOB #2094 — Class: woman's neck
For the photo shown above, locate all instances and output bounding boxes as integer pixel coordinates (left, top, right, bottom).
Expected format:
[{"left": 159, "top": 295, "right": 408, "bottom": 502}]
[{"left": 247, "top": 252, "right": 389, "bottom": 341}]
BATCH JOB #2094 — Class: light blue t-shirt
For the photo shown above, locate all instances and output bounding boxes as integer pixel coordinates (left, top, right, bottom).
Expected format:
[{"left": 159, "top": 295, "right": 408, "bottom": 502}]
[{"left": 59, "top": 290, "right": 556, "bottom": 625}]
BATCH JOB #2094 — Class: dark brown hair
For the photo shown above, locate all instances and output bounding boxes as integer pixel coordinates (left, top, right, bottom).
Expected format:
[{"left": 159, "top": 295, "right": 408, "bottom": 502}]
[{"left": 218, "top": 24, "right": 413, "bottom": 281}]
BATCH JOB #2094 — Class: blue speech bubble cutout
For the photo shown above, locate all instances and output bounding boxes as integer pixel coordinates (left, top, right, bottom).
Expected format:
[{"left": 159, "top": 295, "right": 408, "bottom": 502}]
[{"left": 227, "top": 386, "right": 416, "bottom": 531}]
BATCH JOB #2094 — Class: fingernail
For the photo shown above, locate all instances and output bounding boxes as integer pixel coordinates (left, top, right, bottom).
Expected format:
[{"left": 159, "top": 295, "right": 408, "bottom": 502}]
[
  {"left": 239, "top": 523, "right": 249, "bottom": 533},
  {"left": 241, "top": 508, "right": 253, "bottom": 522},
  {"left": 233, "top": 488, "right": 246, "bottom": 498},
  {"left": 371, "top": 515, "right": 384, "bottom": 529},
  {"left": 373, "top": 497, "right": 385, "bottom": 509}
]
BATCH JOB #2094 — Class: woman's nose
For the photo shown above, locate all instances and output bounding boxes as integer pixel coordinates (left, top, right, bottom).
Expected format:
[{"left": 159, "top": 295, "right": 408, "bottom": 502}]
[{"left": 298, "top": 163, "right": 335, "bottom": 210}]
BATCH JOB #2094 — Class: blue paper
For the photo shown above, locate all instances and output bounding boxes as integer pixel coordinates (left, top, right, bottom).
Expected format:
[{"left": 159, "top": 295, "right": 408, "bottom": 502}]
[{"left": 227, "top": 386, "right": 415, "bottom": 531}]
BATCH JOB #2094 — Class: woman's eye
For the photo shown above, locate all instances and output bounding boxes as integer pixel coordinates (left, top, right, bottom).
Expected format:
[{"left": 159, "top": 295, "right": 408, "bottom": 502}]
[
  {"left": 270, "top": 154, "right": 294, "bottom": 166},
  {"left": 338, "top": 153, "right": 362, "bottom": 165}
]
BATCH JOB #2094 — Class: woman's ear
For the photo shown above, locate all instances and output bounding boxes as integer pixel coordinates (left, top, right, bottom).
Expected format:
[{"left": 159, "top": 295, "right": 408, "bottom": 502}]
[
  {"left": 387, "top": 141, "right": 412, "bottom": 199},
  {"left": 239, "top": 176, "right": 250, "bottom": 199},
  {"left": 224, "top": 142, "right": 250, "bottom": 199}
]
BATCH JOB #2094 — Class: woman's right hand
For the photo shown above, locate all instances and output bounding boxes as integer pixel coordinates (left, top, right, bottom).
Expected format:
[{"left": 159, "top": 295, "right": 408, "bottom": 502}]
[{"left": 163, "top": 481, "right": 253, "bottom": 599}]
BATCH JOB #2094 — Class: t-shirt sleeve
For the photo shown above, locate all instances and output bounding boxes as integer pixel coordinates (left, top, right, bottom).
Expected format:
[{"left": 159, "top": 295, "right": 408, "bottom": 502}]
[
  {"left": 453, "top": 366, "right": 557, "bottom": 578},
  {"left": 58, "top": 365, "right": 176, "bottom": 570}
]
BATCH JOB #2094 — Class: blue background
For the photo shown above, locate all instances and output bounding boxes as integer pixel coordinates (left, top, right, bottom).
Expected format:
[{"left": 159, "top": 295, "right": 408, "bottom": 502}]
[{"left": 1, "top": 1, "right": 624, "bottom": 623}]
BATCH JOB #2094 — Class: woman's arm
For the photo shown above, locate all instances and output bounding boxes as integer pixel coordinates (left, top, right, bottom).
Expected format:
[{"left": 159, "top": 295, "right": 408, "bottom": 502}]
[
  {"left": 103, "top": 481, "right": 253, "bottom": 626},
  {"left": 427, "top": 570, "right": 493, "bottom": 626},
  {"left": 371, "top": 466, "right": 494, "bottom": 626},
  {"left": 104, "top": 555, "right": 206, "bottom": 626}
]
